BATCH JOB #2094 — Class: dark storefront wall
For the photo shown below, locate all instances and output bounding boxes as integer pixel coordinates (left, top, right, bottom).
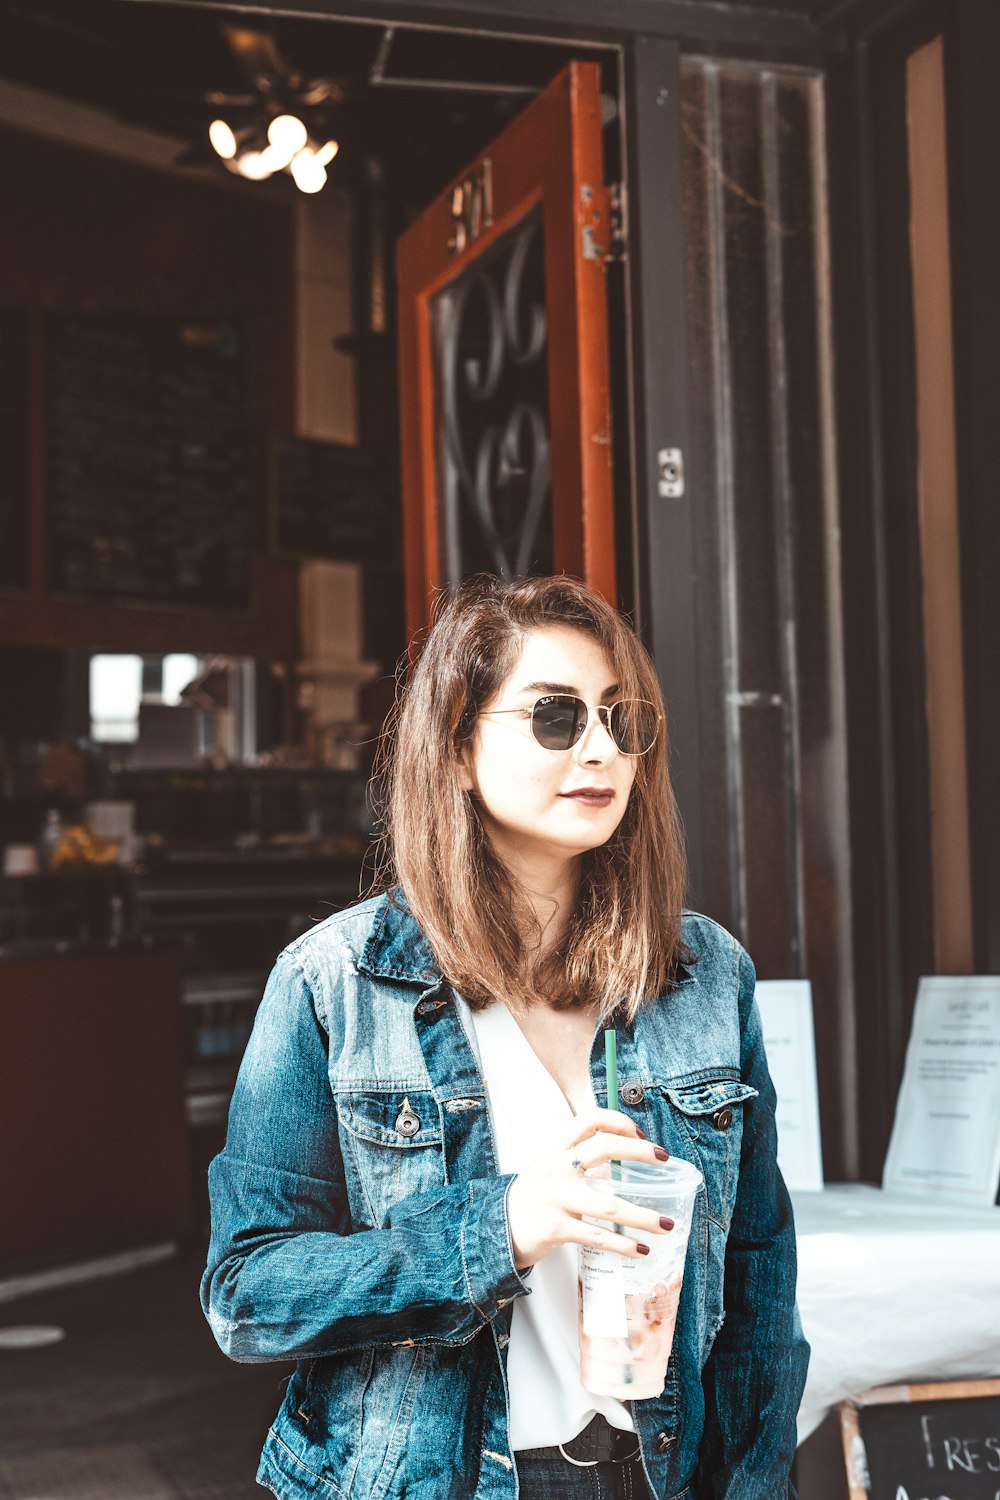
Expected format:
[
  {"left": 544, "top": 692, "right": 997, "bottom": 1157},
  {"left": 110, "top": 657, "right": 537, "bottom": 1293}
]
[
  {"left": 826, "top": 0, "right": 1000, "bottom": 1178},
  {"left": 120, "top": 0, "right": 1000, "bottom": 1190},
  {"left": 682, "top": 2, "right": 1000, "bottom": 1182}
]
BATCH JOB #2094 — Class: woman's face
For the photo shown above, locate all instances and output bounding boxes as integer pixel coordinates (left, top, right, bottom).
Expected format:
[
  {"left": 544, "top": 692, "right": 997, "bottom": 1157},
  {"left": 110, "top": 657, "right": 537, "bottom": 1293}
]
[{"left": 459, "top": 625, "right": 637, "bottom": 879}]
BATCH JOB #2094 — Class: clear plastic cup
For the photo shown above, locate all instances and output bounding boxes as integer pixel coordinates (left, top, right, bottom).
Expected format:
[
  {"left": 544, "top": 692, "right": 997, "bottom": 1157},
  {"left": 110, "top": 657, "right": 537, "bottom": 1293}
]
[{"left": 577, "top": 1156, "right": 703, "bottom": 1399}]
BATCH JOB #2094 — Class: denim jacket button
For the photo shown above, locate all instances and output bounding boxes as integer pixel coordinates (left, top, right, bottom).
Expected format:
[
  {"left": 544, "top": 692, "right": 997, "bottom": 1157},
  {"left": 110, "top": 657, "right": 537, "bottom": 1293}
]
[
  {"left": 713, "top": 1107, "right": 734, "bottom": 1131},
  {"left": 653, "top": 1430, "right": 675, "bottom": 1453},
  {"left": 621, "top": 1082, "right": 645, "bottom": 1106},
  {"left": 396, "top": 1108, "right": 421, "bottom": 1137}
]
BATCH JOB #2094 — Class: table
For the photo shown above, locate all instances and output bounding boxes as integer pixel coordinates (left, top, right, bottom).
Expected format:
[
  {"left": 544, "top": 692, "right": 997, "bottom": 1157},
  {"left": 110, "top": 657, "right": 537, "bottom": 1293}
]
[{"left": 792, "top": 1183, "right": 1000, "bottom": 1443}]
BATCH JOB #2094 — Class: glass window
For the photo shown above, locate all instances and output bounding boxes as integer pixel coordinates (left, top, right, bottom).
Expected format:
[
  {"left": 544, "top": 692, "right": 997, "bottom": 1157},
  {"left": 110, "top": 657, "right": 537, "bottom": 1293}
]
[
  {"left": 162, "top": 654, "right": 199, "bottom": 706},
  {"left": 89, "top": 654, "right": 142, "bottom": 742}
]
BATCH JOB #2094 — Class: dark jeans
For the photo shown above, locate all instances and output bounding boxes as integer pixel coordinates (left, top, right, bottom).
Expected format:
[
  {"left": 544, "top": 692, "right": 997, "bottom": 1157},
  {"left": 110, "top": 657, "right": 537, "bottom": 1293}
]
[{"left": 515, "top": 1449, "right": 655, "bottom": 1500}]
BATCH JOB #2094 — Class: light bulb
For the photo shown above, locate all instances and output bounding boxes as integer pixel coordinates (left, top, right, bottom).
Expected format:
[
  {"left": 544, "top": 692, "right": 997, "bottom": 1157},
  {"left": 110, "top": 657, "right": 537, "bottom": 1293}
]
[
  {"left": 234, "top": 149, "right": 276, "bottom": 181},
  {"left": 268, "top": 113, "right": 308, "bottom": 156},
  {"left": 261, "top": 137, "right": 296, "bottom": 171},
  {"left": 259, "top": 142, "right": 293, "bottom": 173},
  {"left": 208, "top": 119, "right": 238, "bottom": 159},
  {"left": 315, "top": 139, "right": 339, "bottom": 167},
  {"left": 290, "top": 148, "right": 327, "bottom": 195}
]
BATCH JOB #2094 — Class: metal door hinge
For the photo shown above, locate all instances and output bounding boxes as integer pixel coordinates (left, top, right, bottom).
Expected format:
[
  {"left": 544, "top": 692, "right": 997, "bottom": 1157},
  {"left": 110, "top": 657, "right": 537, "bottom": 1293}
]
[
  {"left": 607, "top": 181, "right": 627, "bottom": 264},
  {"left": 579, "top": 181, "right": 627, "bottom": 266}
]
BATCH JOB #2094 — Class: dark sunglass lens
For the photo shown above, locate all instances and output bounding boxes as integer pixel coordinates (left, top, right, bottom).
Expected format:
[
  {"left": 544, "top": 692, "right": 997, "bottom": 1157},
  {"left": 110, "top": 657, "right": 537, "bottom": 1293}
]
[
  {"left": 532, "top": 697, "right": 586, "bottom": 750},
  {"left": 610, "top": 700, "right": 658, "bottom": 754}
]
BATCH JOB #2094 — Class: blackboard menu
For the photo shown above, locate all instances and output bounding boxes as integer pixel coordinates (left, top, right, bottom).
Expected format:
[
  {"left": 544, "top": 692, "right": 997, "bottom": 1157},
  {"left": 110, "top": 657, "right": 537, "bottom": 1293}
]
[
  {"left": 274, "top": 437, "right": 395, "bottom": 564},
  {"left": 46, "top": 314, "right": 254, "bottom": 609},
  {"left": 0, "top": 307, "right": 29, "bottom": 591},
  {"left": 860, "top": 1393, "right": 1000, "bottom": 1499}
]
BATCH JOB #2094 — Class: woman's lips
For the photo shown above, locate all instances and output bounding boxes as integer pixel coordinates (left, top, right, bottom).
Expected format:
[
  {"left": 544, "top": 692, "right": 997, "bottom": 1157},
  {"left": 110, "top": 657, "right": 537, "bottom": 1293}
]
[{"left": 561, "top": 789, "right": 614, "bottom": 808}]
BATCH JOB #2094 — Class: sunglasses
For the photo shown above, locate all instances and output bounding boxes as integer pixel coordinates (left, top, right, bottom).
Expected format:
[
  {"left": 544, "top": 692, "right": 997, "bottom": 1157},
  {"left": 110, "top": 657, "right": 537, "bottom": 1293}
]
[{"left": 478, "top": 695, "right": 661, "bottom": 756}]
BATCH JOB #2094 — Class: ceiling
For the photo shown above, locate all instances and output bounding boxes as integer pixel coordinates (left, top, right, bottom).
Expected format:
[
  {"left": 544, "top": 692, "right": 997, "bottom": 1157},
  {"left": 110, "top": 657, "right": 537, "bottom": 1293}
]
[
  {"left": 0, "top": 0, "right": 884, "bottom": 198},
  {"left": 0, "top": 0, "right": 618, "bottom": 197}
]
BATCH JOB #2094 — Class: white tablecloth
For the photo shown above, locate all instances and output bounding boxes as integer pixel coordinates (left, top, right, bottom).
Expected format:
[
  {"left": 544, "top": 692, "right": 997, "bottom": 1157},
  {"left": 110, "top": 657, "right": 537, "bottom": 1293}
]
[{"left": 792, "top": 1183, "right": 1000, "bottom": 1442}]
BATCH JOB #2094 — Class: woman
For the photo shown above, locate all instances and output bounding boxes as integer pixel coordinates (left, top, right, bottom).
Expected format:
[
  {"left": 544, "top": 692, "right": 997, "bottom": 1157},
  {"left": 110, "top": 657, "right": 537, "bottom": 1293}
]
[{"left": 202, "top": 574, "right": 809, "bottom": 1500}]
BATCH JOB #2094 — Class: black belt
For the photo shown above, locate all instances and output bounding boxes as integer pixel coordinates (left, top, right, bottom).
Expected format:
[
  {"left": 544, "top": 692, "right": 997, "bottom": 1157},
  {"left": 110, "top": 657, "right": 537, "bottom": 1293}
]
[{"left": 519, "top": 1413, "right": 642, "bottom": 1468}]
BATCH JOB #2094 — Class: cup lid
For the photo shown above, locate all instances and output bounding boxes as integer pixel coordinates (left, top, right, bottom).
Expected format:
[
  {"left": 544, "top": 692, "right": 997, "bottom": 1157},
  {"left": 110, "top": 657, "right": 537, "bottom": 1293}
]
[
  {"left": 620, "top": 1152, "right": 707, "bottom": 1188},
  {"left": 588, "top": 1156, "right": 704, "bottom": 1196}
]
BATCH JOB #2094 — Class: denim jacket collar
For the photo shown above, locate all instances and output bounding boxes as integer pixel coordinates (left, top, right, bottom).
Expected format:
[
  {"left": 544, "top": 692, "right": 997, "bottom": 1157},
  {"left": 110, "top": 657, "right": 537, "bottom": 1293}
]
[{"left": 356, "top": 889, "right": 442, "bottom": 987}]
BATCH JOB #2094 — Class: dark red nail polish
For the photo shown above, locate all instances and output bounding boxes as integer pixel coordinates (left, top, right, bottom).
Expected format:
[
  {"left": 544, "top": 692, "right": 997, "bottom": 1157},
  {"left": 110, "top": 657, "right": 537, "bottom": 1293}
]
[
  {"left": 659, "top": 1216, "right": 675, "bottom": 1231},
  {"left": 636, "top": 1242, "right": 650, "bottom": 1256},
  {"left": 653, "top": 1146, "right": 669, "bottom": 1161},
  {"left": 635, "top": 1126, "right": 647, "bottom": 1139}
]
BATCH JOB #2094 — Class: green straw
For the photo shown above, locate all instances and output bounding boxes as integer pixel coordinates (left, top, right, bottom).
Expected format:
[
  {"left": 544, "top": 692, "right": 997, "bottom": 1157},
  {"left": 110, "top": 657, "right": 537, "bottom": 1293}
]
[
  {"left": 604, "top": 1027, "right": 622, "bottom": 1187},
  {"left": 604, "top": 1027, "right": 633, "bottom": 1384}
]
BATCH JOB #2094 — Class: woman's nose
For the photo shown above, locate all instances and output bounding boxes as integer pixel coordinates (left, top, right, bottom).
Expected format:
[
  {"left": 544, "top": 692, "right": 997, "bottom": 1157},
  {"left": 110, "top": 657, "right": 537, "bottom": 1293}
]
[{"left": 574, "top": 709, "right": 617, "bottom": 763}]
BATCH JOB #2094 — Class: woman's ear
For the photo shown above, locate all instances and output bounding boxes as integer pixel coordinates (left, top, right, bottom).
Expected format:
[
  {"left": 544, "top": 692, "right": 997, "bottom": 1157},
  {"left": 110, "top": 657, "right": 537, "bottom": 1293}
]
[{"left": 454, "top": 741, "right": 475, "bottom": 793}]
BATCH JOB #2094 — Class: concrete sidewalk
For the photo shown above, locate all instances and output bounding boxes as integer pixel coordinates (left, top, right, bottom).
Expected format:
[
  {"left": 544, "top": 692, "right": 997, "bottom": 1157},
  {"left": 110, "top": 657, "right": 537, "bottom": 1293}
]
[{"left": 0, "top": 1243, "right": 290, "bottom": 1499}]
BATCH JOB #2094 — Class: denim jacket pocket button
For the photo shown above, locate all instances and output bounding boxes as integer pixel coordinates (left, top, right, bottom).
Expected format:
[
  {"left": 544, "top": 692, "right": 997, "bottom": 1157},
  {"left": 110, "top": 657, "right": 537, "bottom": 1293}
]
[
  {"left": 712, "top": 1107, "right": 734, "bottom": 1131},
  {"left": 621, "top": 1082, "right": 645, "bottom": 1106},
  {"left": 653, "top": 1430, "right": 675, "bottom": 1453},
  {"left": 396, "top": 1103, "right": 421, "bottom": 1137}
]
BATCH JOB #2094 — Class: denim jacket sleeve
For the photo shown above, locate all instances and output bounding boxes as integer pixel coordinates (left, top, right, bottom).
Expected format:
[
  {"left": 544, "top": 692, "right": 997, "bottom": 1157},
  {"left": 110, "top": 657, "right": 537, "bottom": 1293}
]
[
  {"left": 200, "top": 952, "right": 529, "bottom": 1363},
  {"left": 695, "top": 948, "right": 810, "bottom": 1497}
]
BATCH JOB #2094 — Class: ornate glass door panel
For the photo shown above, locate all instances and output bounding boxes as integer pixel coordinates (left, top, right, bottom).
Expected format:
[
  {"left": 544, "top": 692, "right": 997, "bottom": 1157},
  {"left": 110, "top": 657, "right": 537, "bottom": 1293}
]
[
  {"left": 397, "top": 62, "right": 614, "bottom": 639},
  {"left": 433, "top": 206, "right": 553, "bottom": 585}
]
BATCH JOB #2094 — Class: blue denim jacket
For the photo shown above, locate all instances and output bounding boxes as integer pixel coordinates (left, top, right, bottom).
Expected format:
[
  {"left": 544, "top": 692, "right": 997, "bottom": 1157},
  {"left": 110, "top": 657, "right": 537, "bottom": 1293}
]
[{"left": 202, "top": 891, "right": 808, "bottom": 1499}]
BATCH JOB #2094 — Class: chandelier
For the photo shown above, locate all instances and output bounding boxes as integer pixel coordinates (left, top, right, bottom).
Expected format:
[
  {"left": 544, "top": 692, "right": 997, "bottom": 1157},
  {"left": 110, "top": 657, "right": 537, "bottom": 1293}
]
[{"left": 205, "top": 26, "right": 341, "bottom": 195}]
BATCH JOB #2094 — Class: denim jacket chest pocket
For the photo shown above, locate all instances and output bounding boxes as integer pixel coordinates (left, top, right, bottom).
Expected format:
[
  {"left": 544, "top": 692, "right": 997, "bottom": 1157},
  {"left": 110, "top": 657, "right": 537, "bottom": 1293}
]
[
  {"left": 337, "top": 1088, "right": 444, "bottom": 1229},
  {"left": 660, "top": 1076, "right": 758, "bottom": 1231}
]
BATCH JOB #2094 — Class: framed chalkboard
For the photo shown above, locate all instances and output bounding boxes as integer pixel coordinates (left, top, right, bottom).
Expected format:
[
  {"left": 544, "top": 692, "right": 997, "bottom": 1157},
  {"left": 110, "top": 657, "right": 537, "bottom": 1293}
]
[
  {"left": 46, "top": 314, "right": 255, "bottom": 609},
  {"left": 273, "top": 437, "right": 396, "bottom": 564},
  {"left": 839, "top": 1380, "right": 1000, "bottom": 1500},
  {"left": 0, "top": 307, "right": 29, "bottom": 591}
]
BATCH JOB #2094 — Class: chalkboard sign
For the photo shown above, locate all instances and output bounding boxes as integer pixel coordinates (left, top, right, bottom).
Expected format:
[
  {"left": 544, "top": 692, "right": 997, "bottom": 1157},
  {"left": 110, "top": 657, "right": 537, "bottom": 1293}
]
[
  {"left": 274, "top": 437, "right": 395, "bottom": 563},
  {"left": 46, "top": 314, "right": 254, "bottom": 609},
  {"left": 840, "top": 1381, "right": 1000, "bottom": 1500},
  {"left": 0, "top": 307, "right": 29, "bottom": 591}
]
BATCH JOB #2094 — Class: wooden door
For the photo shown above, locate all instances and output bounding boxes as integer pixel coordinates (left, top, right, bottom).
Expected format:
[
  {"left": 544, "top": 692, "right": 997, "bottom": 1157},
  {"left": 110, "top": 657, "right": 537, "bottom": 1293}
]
[{"left": 397, "top": 61, "right": 615, "bottom": 639}]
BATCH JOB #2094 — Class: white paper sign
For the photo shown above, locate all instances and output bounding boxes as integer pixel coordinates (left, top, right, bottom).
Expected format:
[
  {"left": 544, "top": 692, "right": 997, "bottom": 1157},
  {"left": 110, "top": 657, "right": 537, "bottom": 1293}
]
[
  {"left": 755, "top": 980, "right": 824, "bottom": 1192},
  {"left": 883, "top": 975, "right": 1000, "bottom": 1205}
]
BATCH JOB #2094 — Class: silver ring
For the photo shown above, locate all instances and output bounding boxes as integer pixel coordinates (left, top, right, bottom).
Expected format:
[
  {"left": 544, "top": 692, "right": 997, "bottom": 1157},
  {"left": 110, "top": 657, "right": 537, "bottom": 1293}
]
[{"left": 570, "top": 1156, "right": 584, "bottom": 1172}]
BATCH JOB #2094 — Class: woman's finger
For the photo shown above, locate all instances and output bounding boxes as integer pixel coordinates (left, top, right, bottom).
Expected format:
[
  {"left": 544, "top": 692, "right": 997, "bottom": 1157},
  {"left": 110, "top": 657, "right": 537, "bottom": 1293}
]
[
  {"left": 572, "top": 1220, "right": 649, "bottom": 1258},
  {"left": 562, "top": 1107, "right": 646, "bottom": 1149},
  {"left": 570, "top": 1132, "right": 668, "bottom": 1171},
  {"left": 566, "top": 1188, "right": 674, "bottom": 1237}
]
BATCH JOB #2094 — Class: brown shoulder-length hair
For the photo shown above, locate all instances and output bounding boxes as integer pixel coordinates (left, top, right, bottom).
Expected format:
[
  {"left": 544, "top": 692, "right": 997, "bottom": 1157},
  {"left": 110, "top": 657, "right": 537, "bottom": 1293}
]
[{"left": 374, "top": 574, "right": 689, "bottom": 1022}]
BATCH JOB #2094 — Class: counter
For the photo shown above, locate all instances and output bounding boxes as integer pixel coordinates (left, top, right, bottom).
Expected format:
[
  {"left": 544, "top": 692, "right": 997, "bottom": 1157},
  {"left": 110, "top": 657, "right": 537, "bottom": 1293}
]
[{"left": 0, "top": 945, "right": 189, "bottom": 1269}]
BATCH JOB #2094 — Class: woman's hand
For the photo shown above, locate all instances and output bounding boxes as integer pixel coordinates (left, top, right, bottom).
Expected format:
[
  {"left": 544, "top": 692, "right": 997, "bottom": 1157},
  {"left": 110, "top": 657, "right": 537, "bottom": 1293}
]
[{"left": 506, "top": 1107, "right": 674, "bottom": 1271}]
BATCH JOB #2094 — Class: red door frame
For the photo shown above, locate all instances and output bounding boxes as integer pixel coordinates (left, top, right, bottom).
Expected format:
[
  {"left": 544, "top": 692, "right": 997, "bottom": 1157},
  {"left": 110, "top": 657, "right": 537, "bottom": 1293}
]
[{"left": 395, "top": 61, "right": 615, "bottom": 640}]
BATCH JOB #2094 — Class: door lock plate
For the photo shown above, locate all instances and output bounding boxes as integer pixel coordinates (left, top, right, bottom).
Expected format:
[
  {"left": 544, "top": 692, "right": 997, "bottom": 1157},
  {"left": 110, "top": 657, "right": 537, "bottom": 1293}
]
[{"left": 657, "top": 447, "right": 685, "bottom": 498}]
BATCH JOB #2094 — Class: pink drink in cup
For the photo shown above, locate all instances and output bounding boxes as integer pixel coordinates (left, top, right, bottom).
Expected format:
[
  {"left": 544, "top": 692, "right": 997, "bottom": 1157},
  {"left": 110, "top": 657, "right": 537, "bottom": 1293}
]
[{"left": 577, "top": 1157, "right": 703, "bottom": 1399}]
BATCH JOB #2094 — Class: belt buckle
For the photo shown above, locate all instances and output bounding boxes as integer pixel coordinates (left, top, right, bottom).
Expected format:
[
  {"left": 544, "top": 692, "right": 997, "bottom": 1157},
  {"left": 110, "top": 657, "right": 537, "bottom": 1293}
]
[
  {"left": 610, "top": 1437, "right": 641, "bottom": 1466},
  {"left": 558, "top": 1417, "right": 641, "bottom": 1467}
]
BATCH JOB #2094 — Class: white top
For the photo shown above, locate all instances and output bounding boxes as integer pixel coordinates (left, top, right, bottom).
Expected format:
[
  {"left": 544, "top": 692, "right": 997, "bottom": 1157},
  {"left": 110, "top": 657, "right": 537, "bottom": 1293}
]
[{"left": 455, "top": 995, "right": 635, "bottom": 1450}]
